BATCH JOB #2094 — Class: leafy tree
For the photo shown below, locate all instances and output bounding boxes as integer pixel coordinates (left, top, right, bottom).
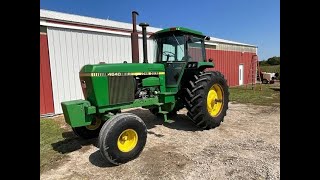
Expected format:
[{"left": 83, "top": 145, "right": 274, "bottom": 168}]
[
  {"left": 259, "top": 60, "right": 270, "bottom": 66},
  {"left": 259, "top": 56, "right": 280, "bottom": 66},
  {"left": 266, "top": 56, "right": 280, "bottom": 65}
]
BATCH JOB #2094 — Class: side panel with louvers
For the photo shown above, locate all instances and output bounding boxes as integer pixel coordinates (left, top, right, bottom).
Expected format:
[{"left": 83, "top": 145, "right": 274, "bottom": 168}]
[{"left": 108, "top": 76, "right": 135, "bottom": 105}]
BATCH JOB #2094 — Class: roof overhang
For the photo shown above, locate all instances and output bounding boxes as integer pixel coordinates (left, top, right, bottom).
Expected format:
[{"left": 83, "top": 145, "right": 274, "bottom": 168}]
[{"left": 40, "top": 9, "right": 257, "bottom": 48}]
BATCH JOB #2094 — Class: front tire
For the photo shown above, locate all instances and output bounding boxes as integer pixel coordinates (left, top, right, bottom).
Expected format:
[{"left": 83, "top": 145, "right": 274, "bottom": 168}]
[
  {"left": 184, "top": 71, "right": 229, "bottom": 129},
  {"left": 98, "top": 113, "right": 147, "bottom": 165}
]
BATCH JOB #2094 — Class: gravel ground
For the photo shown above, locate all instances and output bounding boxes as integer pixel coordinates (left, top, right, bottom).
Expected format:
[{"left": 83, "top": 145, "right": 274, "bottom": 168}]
[{"left": 41, "top": 103, "right": 280, "bottom": 180}]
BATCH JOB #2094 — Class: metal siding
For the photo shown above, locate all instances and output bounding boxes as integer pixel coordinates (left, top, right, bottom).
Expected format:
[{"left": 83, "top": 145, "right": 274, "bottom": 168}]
[
  {"left": 245, "top": 53, "right": 249, "bottom": 84},
  {"left": 246, "top": 53, "right": 250, "bottom": 84},
  {"left": 98, "top": 34, "right": 104, "bottom": 60},
  {"left": 242, "top": 52, "right": 246, "bottom": 84},
  {"left": 148, "top": 39, "right": 155, "bottom": 62},
  {"left": 65, "top": 30, "right": 75, "bottom": 100},
  {"left": 59, "top": 30, "right": 70, "bottom": 102},
  {"left": 47, "top": 27, "right": 157, "bottom": 114},
  {"left": 138, "top": 38, "right": 144, "bottom": 63},
  {"left": 40, "top": 34, "right": 54, "bottom": 115},
  {"left": 242, "top": 52, "right": 256, "bottom": 85},
  {"left": 205, "top": 49, "right": 256, "bottom": 87},
  {"left": 231, "top": 51, "right": 235, "bottom": 85},
  {"left": 235, "top": 52, "right": 239, "bottom": 86}
]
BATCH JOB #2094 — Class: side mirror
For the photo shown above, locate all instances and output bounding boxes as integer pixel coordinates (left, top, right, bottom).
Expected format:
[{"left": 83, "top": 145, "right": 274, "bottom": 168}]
[{"left": 208, "top": 58, "right": 213, "bottom": 62}]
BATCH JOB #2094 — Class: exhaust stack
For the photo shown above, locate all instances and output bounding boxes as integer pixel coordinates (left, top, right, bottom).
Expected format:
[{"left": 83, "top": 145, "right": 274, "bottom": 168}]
[
  {"left": 131, "top": 11, "right": 139, "bottom": 63},
  {"left": 139, "top": 23, "right": 149, "bottom": 63}
]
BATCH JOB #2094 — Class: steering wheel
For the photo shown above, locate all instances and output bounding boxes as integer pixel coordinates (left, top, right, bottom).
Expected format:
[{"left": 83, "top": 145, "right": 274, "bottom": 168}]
[{"left": 163, "top": 51, "right": 175, "bottom": 61}]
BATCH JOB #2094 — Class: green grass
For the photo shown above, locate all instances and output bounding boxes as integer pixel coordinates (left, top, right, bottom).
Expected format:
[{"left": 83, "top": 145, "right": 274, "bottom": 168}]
[
  {"left": 40, "top": 119, "right": 66, "bottom": 173},
  {"left": 260, "top": 65, "right": 280, "bottom": 73},
  {"left": 229, "top": 84, "right": 280, "bottom": 106}
]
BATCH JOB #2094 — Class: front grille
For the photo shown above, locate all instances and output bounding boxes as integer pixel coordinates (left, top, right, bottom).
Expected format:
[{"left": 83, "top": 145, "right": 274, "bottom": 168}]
[{"left": 108, "top": 76, "right": 135, "bottom": 105}]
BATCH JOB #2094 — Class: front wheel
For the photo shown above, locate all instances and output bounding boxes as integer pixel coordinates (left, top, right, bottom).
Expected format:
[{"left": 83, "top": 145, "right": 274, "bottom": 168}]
[
  {"left": 184, "top": 71, "right": 229, "bottom": 129},
  {"left": 98, "top": 113, "right": 147, "bottom": 165}
]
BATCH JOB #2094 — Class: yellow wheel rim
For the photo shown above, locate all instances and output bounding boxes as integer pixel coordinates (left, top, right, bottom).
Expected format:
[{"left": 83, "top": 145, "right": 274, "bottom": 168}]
[
  {"left": 207, "top": 84, "right": 224, "bottom": 117},
  {"left": 117, "top": 129, "right": 138, "bottom": 152},
  {"left": 85, "top": 118, "right": 102, "bottom": 130}
]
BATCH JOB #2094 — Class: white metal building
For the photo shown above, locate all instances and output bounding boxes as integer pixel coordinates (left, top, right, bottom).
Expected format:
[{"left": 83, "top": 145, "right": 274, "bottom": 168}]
[{"left": 40, "top": 9, "right": 257, "bottom": 116}]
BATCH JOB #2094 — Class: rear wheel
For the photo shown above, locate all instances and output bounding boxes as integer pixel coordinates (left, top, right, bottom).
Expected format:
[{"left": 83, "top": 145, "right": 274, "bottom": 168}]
[
  {"left": 72, "top": 118, "right": 103, "bottom": 139},
  {"left": 184, "top": 71, "right": 229, "bottom": 129},
  {"left": 98, "top": 113, "right": 147, "bottom": 165}
]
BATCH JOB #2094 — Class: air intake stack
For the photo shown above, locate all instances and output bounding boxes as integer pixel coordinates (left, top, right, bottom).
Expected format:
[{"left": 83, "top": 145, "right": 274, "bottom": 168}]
[
  {"left": 139, "top": 23, "right": 149, "bottom": 63},
  {"left": 131, "top": 11, "right": 139, "bottom": 63}
]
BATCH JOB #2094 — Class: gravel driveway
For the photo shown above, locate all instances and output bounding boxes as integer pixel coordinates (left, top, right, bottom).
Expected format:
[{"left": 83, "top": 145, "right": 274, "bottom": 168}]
[{"left": 41, "top": 103, "right": 280, "bottom": 180}]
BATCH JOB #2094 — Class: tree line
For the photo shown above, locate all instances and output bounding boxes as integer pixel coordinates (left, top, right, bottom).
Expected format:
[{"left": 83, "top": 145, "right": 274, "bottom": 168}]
[{"left": 259, "top": 56, "right": 280, "bottom": 66}]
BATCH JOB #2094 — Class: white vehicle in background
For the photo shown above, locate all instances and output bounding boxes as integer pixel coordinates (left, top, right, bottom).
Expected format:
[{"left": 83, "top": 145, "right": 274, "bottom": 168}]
[{"left": 260, "top": 72, "right": 278, "bottom": 84}]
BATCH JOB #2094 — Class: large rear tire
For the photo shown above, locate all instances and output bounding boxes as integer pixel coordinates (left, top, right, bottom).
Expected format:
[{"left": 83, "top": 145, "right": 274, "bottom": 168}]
[
  {"left": 184, "top": 71, "right": 229, "bottom": 129},
  {"left": 98, "top": 113, "right": 147, "bottom": 165}
]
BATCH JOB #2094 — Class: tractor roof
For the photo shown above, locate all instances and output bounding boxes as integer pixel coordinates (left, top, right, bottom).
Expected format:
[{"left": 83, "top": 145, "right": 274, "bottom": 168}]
[{"left": 152, "top": 27, "right": 205, "bottom": 38}]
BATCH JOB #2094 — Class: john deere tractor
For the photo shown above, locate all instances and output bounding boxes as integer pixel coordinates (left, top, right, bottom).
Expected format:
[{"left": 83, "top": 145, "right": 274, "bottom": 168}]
[{"left": 61, "top": 11, "right": 229, "bottom": 165}]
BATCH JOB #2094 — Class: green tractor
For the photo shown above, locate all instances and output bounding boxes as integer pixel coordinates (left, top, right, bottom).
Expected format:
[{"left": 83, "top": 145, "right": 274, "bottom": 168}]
[{"left": 61, "top": 11, "right": 229, "bottom": 165}]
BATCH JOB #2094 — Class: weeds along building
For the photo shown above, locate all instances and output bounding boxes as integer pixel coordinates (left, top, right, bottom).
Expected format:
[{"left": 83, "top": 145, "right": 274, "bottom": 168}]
[{"left": 40, "top": 9, "right": 257, "bottom": 116}]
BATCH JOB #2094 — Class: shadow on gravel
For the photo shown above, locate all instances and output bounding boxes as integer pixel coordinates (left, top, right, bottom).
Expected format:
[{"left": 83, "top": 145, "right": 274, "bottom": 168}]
[
  {"left": 89, "top": 150, "right": 116, "bottom": 168},
  {"left": 51, "top": 131, "right": 98, "bottom": 154},
  {"left": 124, "top": 108, "right": 202, "bottom": 132},
  {"left": 51, "top": 108, "right": 202, "bottom": 166}
]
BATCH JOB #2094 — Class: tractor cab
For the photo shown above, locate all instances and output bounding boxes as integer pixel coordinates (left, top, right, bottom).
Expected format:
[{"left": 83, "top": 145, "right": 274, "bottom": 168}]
[{"left": 151, "top": 27, "right": 211, "bottom": 87}]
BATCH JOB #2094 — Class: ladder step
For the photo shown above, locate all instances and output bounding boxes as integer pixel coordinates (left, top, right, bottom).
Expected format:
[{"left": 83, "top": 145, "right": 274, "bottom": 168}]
[{"left": 158, "top": 111, "right": 169, "bottom": 114}]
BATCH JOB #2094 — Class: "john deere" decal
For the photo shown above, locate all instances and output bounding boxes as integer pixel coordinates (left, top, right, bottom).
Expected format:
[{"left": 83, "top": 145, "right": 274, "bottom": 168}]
[{"left": 80, "top": 72, "right": 165, "bottom": 77}]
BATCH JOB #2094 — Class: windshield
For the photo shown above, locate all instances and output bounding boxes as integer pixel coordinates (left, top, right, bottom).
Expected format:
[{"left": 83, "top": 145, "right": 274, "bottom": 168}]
[
  {"left": 156, "top": 35, "right": 185, "bottom": 62},
  {"left": 155, "top": 34, "right": 206, "bottom": 62},
  {"left": 187, "top": 36, "right": 205, "bottom": 62}
]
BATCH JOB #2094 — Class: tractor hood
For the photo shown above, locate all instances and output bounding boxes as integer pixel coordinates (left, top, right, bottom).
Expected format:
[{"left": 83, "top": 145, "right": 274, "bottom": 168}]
[{"left": 80, "top": 63, "right": 165, "bottom": 74}]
